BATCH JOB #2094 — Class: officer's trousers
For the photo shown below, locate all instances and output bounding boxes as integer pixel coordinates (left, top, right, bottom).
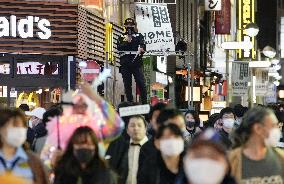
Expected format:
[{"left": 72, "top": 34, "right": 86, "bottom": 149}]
[{"left": 120, "top": 65, "right": 147, "bottom": 104}]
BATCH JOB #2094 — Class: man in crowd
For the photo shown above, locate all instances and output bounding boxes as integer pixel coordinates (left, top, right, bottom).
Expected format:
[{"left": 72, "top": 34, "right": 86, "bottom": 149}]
[
  {"left": 25, "top": 107, "right": 46, "bottom": 152},
  {"left": 138, "top": 108, "right": 188, "bottom": 172},
  {"left": 106, "top": 115, "right": 148, "bottom": 184},
  {"left": 230, "top": 107, "right": 284, "bottom": 183},
  {"left": 117, "top": 18, "right": 147, "bottom": 104},
  {"left": 217, "top": 107, "right": 236, "bottom": 150},
  {"left": 139, "top": 103, "right": 167, "bottom": 168}
]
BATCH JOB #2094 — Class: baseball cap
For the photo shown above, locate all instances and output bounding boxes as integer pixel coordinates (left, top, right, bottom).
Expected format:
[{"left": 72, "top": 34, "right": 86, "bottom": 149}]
[
  {"left": 124, "top": 18, "right": 136, "bottom": 26},
  {"left": 25, "top": 107, "right": 46, "bottom": 120}
]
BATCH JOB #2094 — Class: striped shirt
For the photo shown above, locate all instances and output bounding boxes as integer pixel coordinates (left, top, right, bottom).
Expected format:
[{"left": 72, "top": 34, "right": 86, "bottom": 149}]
[{"left": 0, "top": 147, "right": 34, "bottom": 183}]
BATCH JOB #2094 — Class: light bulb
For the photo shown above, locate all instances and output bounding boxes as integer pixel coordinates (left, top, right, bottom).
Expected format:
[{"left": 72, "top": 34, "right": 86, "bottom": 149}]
[
  {"left": 273, "top": 64, "right": 281, "bottom": 71},
  {"left": 271, "top": 59, "right": 280, "bottom": 65},
  {"left": 273, "top": 80, "right": 280, "bottom": 86}
]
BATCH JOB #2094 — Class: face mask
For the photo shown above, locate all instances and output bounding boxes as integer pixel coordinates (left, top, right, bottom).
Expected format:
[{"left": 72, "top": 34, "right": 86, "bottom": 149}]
[
  {"left": 184, "top": 158, "right": 226, "bottom": 184},
  {"left": 28, "top": 120, "right": 33, "bottom": 128},
  {"left": 126, "top": 27, "right": 135, "bottom": 35},
  {"left": 186, "top": 121, "right": 195, "bottom": 128},
  {"left": 160, "top": 138, "right": 184, "bottom": 156},
  {"left": 265, "top": 128, "right": 281, "bottom": 147},
  {"left": 5, "top": 127, "right": 27, "bottom": 148},
  {"left": 222, "top": 118, "right": 235, "bottom": 129},
  {"left": 74, "top": 148, "right": 95, "bottom": 164}
]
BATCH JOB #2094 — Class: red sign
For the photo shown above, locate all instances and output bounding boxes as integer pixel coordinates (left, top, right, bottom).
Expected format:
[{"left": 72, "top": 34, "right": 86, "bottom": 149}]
[
  {"left": 215, "top": 0, "right": 231, "bottom": 34},
  {"left": 82, "top": 60, "right": 100, "bottom": 82}
]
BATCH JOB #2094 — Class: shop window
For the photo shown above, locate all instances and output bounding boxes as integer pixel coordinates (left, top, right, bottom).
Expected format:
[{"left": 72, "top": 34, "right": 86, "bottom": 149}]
[
  {"left": 0, "top": 62, "right": 10, "bottom": 74},
  {"left": 16, "top": 61, "right": 59, "bottom": 76}
]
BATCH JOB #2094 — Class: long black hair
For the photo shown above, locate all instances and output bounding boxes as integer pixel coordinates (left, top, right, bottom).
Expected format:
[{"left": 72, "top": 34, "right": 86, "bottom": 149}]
[{"left": 54, "top": 126, "right": 109, "bottom": 183}]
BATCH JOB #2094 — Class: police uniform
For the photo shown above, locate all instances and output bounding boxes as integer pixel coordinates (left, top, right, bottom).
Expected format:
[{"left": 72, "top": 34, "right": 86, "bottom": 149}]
[{"left": 117, "top": 18, "right": 147, "bottom": 104}]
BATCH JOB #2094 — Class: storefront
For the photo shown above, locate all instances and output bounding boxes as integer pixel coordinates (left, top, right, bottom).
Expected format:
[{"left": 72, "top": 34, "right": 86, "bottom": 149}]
[{"left": 0, "top": 0, "right": 78, "bottom": 108}]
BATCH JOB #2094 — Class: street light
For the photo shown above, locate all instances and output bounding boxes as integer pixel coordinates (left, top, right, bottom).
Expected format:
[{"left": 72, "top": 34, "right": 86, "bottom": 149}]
[
  {"left": 245, "top": 23, "right": 259, "bottom": 37},
  {"left": 263, "top": 46, "right": 277, "bottom": 58}
]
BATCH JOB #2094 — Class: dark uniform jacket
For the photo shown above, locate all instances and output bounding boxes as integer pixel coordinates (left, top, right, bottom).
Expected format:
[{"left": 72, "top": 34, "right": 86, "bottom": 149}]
[
  {"left": 105, "top": 134, "right": 130, "bottom": 184},
  {"left": 117, "top": 32, "right": 146, "bottom": 68}
]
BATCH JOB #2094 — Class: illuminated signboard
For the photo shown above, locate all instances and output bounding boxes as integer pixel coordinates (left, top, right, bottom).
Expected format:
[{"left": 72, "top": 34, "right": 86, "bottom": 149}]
[
  {"left": 237, "top": 0, "right": 255, "bottom": 59},
  {"left": 0, "top": 15, "right": 51, "bottom": 39}
]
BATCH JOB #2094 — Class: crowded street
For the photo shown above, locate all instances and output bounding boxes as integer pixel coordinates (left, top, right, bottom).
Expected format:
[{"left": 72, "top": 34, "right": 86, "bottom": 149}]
[{"left": 0, "top": 0, "right": 283, "bottom": 184}]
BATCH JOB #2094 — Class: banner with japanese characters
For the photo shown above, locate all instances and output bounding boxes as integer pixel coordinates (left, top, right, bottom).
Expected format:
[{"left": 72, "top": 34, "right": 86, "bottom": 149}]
[
  {"left": 232, "top": 63, "right": 250, "bottom": 96},
  {"left": 135, "top": 3, "right": 175, "bottom": 52},
  {"left": 264, "top": 83, "right": 277, "bottom": 104},
  {"left": 255, "top": 69, "right": 269, "bottom": 96}
]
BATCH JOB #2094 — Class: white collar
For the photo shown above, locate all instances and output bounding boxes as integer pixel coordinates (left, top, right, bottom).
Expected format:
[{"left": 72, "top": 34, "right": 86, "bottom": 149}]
[{"left": 130, "top": 136, "right": 148, "bottom": 146}]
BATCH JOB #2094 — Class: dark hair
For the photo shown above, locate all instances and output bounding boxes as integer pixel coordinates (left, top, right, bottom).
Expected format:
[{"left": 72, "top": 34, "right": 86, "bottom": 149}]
[
  {"left": 54, "top": 126, "right": 108, "bottom": 182},
  {"left": 149, "top": 103, "right": 167, "bottom": 120},
  {"left": 18, "top": 104, "right": 29, "bottom": 112},
  {"left": 233, "top": 104, "right": 246, "bottom": 118},
  {"left": 185, "top": 110, "right": 201, "bottom": 126},
  {"left": 156, "top": 108, "right": 184, "bottom": 126},
  {"left": 206, "top": 113, "right": 220, "bottom": 128},
  {"left": 188, "top": 139, "right": 226, "bottom": 157},
  {"left": 234, "top": 107, "right": 274, "bottom": 146},
  {"left": 0, "top": 108, "right": 26, "bottom": 148},
  {"left": 42, "top": 107, "right": 62, "bottom": 125},
  {"left": 219, "top": 107, "right": 236, "bottom": 119},
  {"left": 156, "top": 124, "right": 183, "bottom": 139},
  {"left": 128, "top": 115, "right": 147, "bottom": 128},
  {"left": 187, "top": 139, "right": 231, "bottom": 174}
]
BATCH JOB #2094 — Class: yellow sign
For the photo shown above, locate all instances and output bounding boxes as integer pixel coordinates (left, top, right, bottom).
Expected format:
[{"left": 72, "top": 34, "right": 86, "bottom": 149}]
[
  {"left": 237, "top": 0, "right": 255, "bottom": 59},
  {"left": 16, "top": 92, "right": 39, "bottom": 108},
  {"left": 105, "top": 23, "right": 113, "bottom": 62}
]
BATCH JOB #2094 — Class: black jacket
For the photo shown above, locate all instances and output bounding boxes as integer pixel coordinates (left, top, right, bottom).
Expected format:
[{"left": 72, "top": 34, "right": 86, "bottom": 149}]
[
  {"left": 138, "top": 138, "right": 158, "bottom": 169},
  {"left": 219, "top": 129, "right": 232, "bottom": 150},
  {"left": 54, "top": 159, "right": 116, "bottom": 184},
  {"left": 117, "top": 32, "right": 146, "bottom": 68},
  {"left": 138, "top": 152, "right": 184, "bottom": 184},
  {"left": 106, "top": 135, "right": 130, "bottom": 184}
]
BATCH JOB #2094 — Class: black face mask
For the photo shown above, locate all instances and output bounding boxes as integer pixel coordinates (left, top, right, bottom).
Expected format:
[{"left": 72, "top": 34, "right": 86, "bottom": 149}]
[
  {"left": 186, "top": 121, "right": 195, "bottom": 128},
  {"left": 126, "top": 27, "right": 135, "bottom": 35},
  {"left": 74, "top": 148, "right": 95, "bottom": 164}
]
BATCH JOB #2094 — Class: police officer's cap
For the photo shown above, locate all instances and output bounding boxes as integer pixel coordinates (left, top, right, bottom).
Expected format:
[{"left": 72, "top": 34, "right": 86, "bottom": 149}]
[{"left": 124, "top": 18, "right": 136, "bottom": 26}]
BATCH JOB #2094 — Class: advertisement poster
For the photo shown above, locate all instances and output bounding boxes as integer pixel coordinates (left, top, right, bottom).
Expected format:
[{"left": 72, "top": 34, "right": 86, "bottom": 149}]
[
  {"left": 232, "top": 63, "right": 250, "bottom": 96},
  {"left": 135, "top": 3, "right": 175, "bottom": 52}
]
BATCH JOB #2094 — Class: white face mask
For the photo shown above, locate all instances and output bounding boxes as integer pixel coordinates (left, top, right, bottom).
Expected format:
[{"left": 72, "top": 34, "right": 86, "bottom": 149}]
[
  {"left": 184, "top": 158, "right": 226, "bottom": 184},
  {"left": 5, "top": 127, "right": 27, "bottom": 148},
  {"left": 222, "top": 118, "right": 235, "bottom": 129},
  {"left": 160, "top": 138, "right": 184, "bottom": 156},
  {"left": 265, "top": 128, "right": 281, "bottom": 147}
]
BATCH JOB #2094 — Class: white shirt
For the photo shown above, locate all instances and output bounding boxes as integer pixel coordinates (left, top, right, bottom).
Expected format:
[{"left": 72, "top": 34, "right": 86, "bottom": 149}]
[{"left": 126, "top": 136, "right": 148, "bottom": 184}]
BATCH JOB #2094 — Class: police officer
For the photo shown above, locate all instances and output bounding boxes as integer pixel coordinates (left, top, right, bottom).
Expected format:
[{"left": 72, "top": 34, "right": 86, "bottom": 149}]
[{"left": 117, "top": 18, "right": 147, "bottom": 104}]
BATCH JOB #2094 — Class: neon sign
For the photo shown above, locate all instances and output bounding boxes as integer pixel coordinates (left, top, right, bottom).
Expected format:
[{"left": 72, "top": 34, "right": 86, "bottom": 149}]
[{"left": 237, "top": 0, "right": 255, "bottom": 59}]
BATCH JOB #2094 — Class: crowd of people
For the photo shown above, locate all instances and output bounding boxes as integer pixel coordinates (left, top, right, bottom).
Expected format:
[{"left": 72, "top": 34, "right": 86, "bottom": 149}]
[{"left": 0, "top": 86, "right": 283, "bottom": 184}]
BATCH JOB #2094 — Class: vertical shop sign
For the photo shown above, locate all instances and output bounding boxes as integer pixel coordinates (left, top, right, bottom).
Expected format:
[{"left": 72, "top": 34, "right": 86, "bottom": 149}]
[
  {"left": 205, "top": 0, "right": 222, "bottom": 11},
  {"left": 255, "top": 69, "right": 268, "bottom": 96},
  {"left": 264, "top": 83, "right": 277, "bottom": 104},
  {"left": 135, "top": 3, "right": 175, "bottom": 51},
  {"left": 143, "top": 57, "right": 152, "bottom": 103},
  {"left": 232, "top": 63, "right": 250, "bottom": 96},
  {"left": 215, "top": 0, "right": 231, "bottom": 34},
  {"left": 237, "top": 0, "right": 255, "bottom": 59}
]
